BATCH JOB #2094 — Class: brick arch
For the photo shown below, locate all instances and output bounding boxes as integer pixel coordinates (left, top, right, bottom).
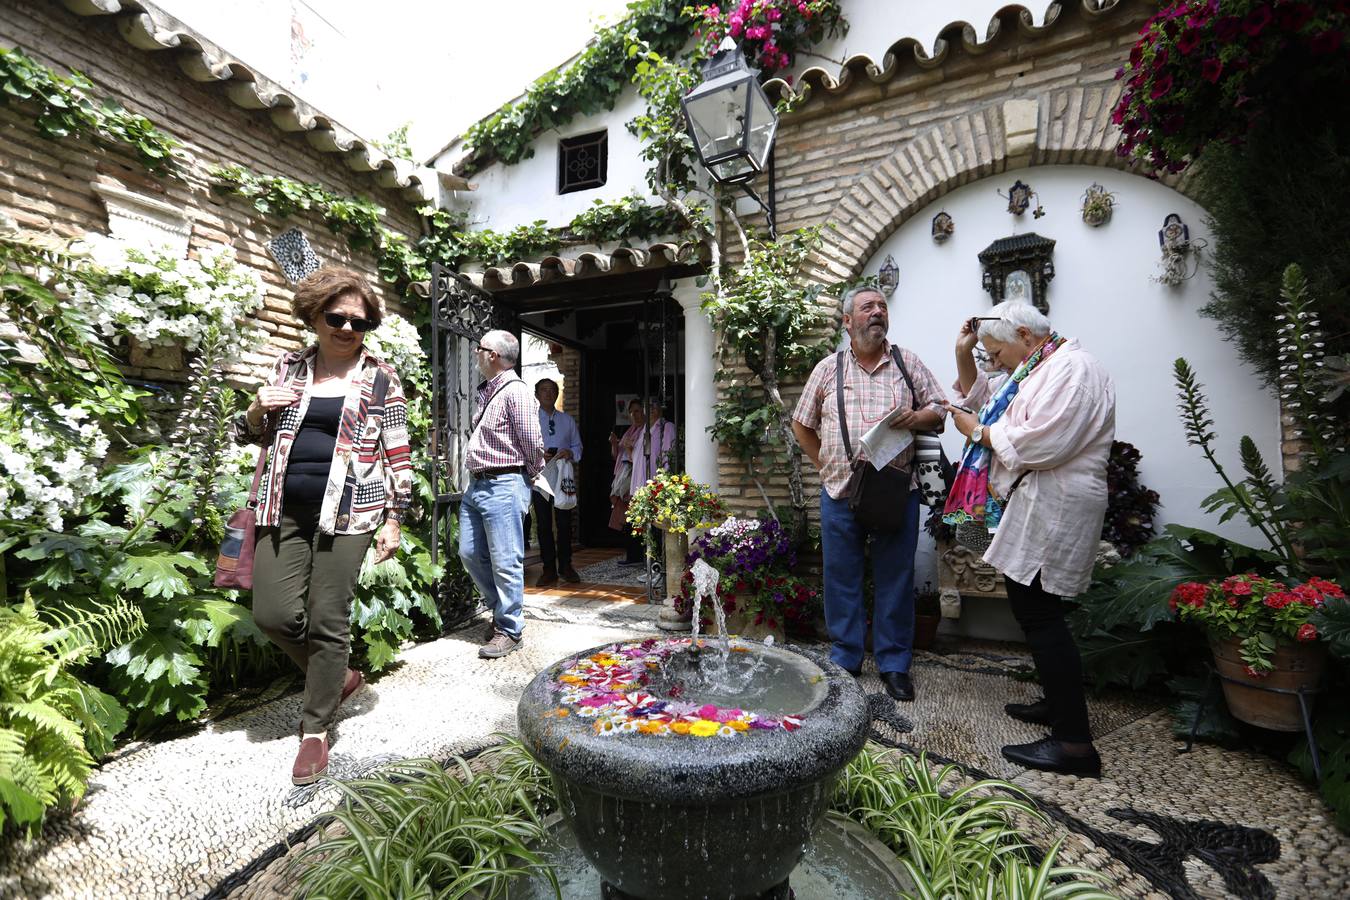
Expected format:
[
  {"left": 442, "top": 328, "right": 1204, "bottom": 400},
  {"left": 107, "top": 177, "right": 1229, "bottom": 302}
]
[{"left": 802, "top": 85, "right": 1201, "bottom": 285}]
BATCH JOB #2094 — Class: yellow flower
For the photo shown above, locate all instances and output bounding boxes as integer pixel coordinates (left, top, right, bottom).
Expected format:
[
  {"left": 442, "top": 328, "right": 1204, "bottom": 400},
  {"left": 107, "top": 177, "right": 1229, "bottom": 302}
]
[
  {"left": 671, "top": 721, "right": 692, "bottom": 735},
  {"left": 727, "top": 719, "right": 749, "bottom": 732},
  {"left": 689, "top": 720, "right": 720, "bottom": 737}
]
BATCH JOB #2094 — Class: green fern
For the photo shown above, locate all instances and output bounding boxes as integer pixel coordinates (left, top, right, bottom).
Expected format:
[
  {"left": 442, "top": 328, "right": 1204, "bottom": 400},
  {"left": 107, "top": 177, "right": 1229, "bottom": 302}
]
[{"left": 0, "top": 600, "right": 130, "bottom": 835}]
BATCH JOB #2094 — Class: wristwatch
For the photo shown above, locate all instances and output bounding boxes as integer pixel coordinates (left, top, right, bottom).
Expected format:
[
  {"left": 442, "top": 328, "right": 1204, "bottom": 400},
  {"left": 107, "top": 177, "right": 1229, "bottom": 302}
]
[{"left": 970, "top": 424, "right": 984, "bottom": 445}]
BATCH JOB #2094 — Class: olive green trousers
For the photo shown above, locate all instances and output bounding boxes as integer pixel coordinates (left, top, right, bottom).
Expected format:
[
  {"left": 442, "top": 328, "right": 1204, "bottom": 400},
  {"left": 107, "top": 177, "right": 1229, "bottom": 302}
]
[{"left": 252, "top": 504, "right": 373, "bottom": 734}]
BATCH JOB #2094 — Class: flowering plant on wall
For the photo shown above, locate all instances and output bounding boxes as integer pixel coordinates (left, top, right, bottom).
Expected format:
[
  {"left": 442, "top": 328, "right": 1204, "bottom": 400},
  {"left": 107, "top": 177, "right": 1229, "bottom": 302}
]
[
  {"left": 1112, "top": 1, "right": 1350, "bottom": 172},
  {"left": 69, "top": 238, "right": 264, "bottom": 352},
  {"left": 1171, "top": 574, "right": 1342, "bottom": 673},
  {"left": 690, "top": 1, "right": 848, "bottom": 77},
  {"left": 673, "top": 517, "right": 818, "bottom": 631}
]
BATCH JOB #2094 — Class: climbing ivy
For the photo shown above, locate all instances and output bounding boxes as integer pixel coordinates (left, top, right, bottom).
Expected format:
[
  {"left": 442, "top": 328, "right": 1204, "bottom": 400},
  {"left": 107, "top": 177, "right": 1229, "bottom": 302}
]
[
  {"left": 459, "top": 0, "right": 694, "bottom": 173},
  {"left": 0, "top": 47, "right": 180, "bottom": 174},
  {"left": 419, "top": 210, "right": 561, "bottom": 269},
  {"left": 565, "top": 193, "right": 695, "bottom": 244}
]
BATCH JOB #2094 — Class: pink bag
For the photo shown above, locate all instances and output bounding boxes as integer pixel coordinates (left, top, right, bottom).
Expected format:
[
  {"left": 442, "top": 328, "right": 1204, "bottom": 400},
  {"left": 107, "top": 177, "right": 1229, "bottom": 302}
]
[{"left": 214, "top": 448, "right": 267, "bottom": 589}]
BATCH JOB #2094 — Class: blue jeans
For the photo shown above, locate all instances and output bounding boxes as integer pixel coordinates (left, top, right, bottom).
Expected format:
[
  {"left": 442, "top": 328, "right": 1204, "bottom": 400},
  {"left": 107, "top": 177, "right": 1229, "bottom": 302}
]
[
  {"left": 820, "top": 487, "right": 921, "bottom": 674},
  {"left": 459, "top": 474, "right": 531, "bottom": 639}
]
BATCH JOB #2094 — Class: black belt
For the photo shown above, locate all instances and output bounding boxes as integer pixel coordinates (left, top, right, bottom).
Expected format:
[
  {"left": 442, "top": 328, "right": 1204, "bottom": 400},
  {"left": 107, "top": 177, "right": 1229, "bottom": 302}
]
[{"left": 471, "top": 466, "right": 525, "bottom": 480}]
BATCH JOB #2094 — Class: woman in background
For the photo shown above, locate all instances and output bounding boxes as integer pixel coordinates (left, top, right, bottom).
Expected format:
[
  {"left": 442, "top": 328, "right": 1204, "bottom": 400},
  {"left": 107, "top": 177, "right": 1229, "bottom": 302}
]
[{"left": 608, "top": 398, "right": 646, "bottom": 565}]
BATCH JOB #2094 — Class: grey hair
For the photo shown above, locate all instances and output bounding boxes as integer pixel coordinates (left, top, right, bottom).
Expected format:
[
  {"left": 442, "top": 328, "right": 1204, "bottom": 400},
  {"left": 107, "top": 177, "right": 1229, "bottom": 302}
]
[
  {"left": 479, "top": 329, "right": 519, "bottom": 365},
  {"left": 841, "top": 284, "right": 885, "bottom": 317},
  {"left": 977, "top": 303, "right": 1052, "bottom": 343}
]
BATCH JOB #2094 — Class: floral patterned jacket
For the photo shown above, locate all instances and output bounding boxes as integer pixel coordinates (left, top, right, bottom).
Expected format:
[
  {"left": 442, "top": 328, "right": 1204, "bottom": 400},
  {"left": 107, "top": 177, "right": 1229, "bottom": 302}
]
[{"left": 232, "top": 345, "right": 412, "bottom": 535}]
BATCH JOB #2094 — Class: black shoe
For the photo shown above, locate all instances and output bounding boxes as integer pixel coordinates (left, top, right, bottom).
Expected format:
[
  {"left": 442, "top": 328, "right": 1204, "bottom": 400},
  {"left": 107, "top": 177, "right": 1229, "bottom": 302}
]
[
  {"left": 880, "top": 671, "right": 915, "bottom": 702},
  {"left": 1001, "top": 737, "right": 1101, "bottom": 777},
  {"left": 535, "top": 570, "right": 558, "bottom": 588},
  {"left": 1005, "top": 698, "right": 1053, "bottom": 726},
  {"left": 561, "top": 566, "right": 582, "bottom": 584}
]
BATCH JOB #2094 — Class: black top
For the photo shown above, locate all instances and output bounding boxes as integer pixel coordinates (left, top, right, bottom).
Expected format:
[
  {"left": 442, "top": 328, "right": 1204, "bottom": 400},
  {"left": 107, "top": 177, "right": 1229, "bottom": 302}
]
[{"left": 283, "top": 396, "right": 344, "bottom": 505}]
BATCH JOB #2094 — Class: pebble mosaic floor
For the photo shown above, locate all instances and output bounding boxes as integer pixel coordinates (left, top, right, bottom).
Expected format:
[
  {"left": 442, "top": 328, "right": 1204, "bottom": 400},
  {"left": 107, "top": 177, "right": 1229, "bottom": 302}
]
[{"left": 2, "top": 598, "right": 1347, "bottom": 899}]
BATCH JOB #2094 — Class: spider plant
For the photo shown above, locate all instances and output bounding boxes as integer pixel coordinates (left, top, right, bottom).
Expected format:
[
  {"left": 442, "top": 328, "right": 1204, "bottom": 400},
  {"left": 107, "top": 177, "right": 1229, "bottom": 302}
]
[
  {"left": 833, "top": 746, "right": 1118, "bottom": 899},
  {"left": 294, "top": 737, "right": 559, "bottom": 899}
]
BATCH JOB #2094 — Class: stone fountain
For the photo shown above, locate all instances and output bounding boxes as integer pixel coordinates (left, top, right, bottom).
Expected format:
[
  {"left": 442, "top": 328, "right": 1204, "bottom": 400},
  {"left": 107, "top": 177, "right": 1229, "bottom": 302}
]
[{"left": 515, "top": 632, "right": 899, "bottom": 899}]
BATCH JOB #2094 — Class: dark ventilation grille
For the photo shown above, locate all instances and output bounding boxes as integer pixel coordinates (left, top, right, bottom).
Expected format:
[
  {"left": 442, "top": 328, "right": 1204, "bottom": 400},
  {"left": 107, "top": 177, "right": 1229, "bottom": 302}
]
[{"left": 557, "top": 130, "right": 607, "bottom": 194}]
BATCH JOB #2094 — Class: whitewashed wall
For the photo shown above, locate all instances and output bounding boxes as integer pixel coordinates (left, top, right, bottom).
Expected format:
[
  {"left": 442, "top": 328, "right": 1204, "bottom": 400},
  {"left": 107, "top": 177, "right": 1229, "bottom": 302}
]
[
  {"left": 854, "top": 165, "right": 1281, "bottom": 588},
  {"left": 436, "top": 86, "right": 659, "bottom": 230}
]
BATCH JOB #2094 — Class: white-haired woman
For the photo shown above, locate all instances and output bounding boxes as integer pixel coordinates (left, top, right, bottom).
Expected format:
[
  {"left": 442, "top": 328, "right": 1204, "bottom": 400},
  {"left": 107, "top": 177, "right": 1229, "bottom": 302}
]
[{"left": 942, "top": 302, "right": 1115, "bottom": 777}]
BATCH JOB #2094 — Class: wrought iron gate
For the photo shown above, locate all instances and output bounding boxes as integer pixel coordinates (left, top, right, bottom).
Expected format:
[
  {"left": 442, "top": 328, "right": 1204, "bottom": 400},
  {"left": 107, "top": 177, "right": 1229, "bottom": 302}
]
[{"left": 427, "top": 263, "right": 514, "bottom": 628}]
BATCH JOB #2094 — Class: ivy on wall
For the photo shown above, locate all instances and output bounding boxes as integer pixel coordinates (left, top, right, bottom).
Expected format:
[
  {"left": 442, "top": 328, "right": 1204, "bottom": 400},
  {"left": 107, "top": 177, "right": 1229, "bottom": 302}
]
[
  {"left": 211, "top": 165, "right": 696, "bottom": 289},
  {"left": 0, "top": 47, "right": 181, "bottom": 174},
  {"left": 459, "top": 0, "right": 694, "bottom": 173}
]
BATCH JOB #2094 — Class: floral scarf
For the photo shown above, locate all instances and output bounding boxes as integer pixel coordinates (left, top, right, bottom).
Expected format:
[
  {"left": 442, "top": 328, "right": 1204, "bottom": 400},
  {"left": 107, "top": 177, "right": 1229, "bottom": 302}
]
[{"left": 942, "top": 333, "right": 1068, "bottom": 532}]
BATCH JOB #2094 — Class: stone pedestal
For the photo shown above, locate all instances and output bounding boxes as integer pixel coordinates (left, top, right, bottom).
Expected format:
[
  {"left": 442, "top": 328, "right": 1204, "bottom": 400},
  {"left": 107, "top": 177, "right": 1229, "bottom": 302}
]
[{"left": 657, "top": 529, "right": 692, "bottom": 632}]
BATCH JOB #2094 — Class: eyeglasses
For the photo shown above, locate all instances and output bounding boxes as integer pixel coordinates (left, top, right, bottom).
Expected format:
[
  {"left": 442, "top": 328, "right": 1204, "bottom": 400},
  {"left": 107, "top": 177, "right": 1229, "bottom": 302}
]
[
  {"left": 324, "top": 312, "right": 373, "bottom": 332},
  {"left": 967, "top": 315, "right": 1001, "bottom": 331}
]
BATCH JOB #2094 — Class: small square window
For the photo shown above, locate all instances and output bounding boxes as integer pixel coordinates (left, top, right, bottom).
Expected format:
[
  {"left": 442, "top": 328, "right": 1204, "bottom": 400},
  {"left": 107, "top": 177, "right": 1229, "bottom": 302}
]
[{"left": 558, "top": 130, "right": 607, "bottom": 194}]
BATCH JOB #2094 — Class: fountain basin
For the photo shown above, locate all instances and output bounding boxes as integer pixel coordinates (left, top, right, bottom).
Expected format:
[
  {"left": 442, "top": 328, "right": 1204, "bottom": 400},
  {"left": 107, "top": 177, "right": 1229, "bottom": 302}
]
[{"left": 517, "top": 639, "right": 870, "bottom": 899}]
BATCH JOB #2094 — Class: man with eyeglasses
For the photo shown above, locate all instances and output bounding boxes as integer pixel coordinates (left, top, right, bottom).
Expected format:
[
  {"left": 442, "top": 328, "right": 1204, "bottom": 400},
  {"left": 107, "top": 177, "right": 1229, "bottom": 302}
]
[
  {"left": 460, "top": 330, "right": 544, "bottom": 659},
  {"left": 532, "top": 378, "right": 582, "bottom": 586}
]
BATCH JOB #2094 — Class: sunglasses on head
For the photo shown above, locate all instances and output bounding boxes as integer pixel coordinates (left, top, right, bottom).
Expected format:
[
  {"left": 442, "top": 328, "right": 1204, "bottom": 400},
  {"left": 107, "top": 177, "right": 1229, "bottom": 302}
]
[
  {"left": 324, "top": 312, "right": 373, "bottom": 332},
  {"left": 967, "top": 315, "right": 1001, "bottom": 331}
]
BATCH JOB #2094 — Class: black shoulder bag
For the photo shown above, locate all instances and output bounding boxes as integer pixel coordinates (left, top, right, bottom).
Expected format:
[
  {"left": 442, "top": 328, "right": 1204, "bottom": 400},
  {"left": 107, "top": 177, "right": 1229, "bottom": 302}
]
[{"left": 837, "top": 346, "right": 914, "bottom": 532}]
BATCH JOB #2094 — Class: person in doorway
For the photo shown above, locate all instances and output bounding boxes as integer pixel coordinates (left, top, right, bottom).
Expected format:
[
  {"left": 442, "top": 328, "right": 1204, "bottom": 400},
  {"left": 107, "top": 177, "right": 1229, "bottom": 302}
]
[
  {"left": 631, "top": 399, "right": 677, "bottom": 585},
  {"left": 235, "top": 267, "right": 410, "bottom": 785},
  {"left": 534, "top": 378, "right": 582, "bottom": 586},
  {"left": 459, "top": 330, "right": 544, "bottom": 660},
  {"left": 790, "top": 286, "right": 947, "bottom": 702},
  {"left": 609, "top": 399, "right": 645, "bottom": 565},
  {"left": 943, "top": 302, "right": 1115, "bottom": 778}
]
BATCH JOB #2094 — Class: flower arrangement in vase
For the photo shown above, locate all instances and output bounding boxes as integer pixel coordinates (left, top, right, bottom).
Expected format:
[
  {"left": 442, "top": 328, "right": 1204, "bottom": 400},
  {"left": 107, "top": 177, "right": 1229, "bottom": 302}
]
[{"left": 625, "top": 470, "right": 724, "bottom": 536}]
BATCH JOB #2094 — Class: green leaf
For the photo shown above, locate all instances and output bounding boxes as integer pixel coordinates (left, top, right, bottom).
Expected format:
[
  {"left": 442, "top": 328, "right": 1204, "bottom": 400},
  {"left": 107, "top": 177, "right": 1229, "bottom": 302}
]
[{"left": 110, "top": 550, "right": 209, "bottom": 600}]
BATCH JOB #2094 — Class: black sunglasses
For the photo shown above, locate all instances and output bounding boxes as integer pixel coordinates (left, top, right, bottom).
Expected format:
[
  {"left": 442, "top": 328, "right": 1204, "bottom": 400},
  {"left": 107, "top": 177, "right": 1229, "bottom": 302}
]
[
  {"left": 324, "top": 312, "right": 373, "bottom": 332},
  {"left": 967, "top": 315, "right": 1001, "bottom": 331}
]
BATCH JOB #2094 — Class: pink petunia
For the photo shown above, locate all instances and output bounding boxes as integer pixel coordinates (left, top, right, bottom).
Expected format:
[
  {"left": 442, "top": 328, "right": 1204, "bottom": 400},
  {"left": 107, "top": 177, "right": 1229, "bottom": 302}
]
[{"left": 1201, "top": 58, "right": 1223, "bottom": 83}]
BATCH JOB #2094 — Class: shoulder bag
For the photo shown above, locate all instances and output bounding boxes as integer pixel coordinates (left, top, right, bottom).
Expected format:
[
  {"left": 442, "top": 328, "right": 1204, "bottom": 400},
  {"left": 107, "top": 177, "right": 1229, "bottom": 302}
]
[{"left": 837, "top": 347, "right": 913, "bottom": 532}]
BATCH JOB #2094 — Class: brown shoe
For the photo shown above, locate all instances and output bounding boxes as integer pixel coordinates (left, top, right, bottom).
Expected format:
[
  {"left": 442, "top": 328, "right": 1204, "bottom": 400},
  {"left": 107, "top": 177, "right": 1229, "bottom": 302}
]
[
  {"left": 479, "top": 630, "right": 522, "bottom": 659},
  {"left": 292, "top": 736, "right": 328, "bottom": 785},
  {"left": 339, "top": 668, "right": 364, "bottom": 705},
  {"left": 561, "top": 566, "right": 582, "bottom": 584},
  {"left": 535, "top": 570, "right": 558, "bottom": 588}
]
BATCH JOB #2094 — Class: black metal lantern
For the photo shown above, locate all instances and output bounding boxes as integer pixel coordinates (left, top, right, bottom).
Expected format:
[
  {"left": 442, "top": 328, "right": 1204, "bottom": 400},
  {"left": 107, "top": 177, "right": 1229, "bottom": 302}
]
[
  {"left": 681, "top": 38, "right": 778, "bottom": 186},
  {"left": 877, "top": 254, "right": 899, "bottom": 297}
]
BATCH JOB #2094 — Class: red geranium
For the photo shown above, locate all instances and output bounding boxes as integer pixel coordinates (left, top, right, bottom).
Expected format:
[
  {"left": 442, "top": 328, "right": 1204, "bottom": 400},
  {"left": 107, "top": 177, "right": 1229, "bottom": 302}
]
[{"left": 1297, "top": 623, "right": 1318, "bottom": 642}]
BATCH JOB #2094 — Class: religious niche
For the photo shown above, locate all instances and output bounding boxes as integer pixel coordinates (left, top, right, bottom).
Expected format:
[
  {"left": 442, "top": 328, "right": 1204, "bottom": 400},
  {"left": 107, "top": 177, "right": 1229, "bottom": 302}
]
[{"left": 978, "top": 233, "right": 1056, "bottom": 313}]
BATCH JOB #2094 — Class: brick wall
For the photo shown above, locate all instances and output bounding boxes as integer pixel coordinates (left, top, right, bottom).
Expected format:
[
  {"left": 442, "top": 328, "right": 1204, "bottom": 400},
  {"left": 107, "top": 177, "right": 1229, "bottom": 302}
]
[
  {"left": 0, "top": 0, "right": 422, "bottom": 385},
  {"left": 713, "top": 1, "right": 1157, "bottom": 519},
  {"left": 549, "top": 343, "right": 583, "bottom": 419}
]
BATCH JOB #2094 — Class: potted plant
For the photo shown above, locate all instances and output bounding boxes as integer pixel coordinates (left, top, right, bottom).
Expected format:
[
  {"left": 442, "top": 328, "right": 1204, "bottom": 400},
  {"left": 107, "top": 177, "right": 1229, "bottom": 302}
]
[
  {"left": 627, "top": 470, "right": 724, "bottom": 599},
  {"left": 1080, "top": 183, "right": 1115, "bottom": 227},
  {"left": 914, "top": 581, "right": 942, "bottom": 650},
  {"left": 672, "top": 516, "right": 820, "bottom": 641},
  {"left": 1171, "top": 574, "right": 1342, "bottom": 730}
]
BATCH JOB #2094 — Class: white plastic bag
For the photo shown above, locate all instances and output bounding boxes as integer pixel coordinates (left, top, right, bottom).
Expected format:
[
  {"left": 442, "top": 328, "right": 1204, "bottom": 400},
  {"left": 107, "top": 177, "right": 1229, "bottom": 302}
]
[{"left": 541, "top": 458, "right": 578, "bottom": 510}]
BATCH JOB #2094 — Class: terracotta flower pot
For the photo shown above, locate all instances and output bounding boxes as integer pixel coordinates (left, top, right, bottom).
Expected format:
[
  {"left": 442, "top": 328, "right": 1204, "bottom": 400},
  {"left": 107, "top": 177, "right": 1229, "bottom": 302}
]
[{"left": 1209, "top": 634, "right": 1328, "bottom": 732}]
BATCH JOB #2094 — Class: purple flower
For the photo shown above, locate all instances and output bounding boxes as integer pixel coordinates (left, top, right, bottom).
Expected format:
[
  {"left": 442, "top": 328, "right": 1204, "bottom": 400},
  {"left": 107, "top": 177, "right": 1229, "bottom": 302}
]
[
  {"left": 1149, "top": 73, "right": 1175, "bottom": 99},
  {"left": 1200, "top": 57, "right": 1223, "bottom": 82},
  {"left": 1242, "top": 5, "right": 1272, "bottom": 37},
  {"left": 1214, "top": 15, "right": 1241, "bottom": 41},
  {"left": 1176, "top": 28, "right": 1201, "bottom": 54}
]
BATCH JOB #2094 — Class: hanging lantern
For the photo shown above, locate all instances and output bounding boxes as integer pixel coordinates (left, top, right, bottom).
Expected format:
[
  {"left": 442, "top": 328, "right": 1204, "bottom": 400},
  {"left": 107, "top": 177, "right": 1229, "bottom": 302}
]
[
  {"left": 877, "top": 254, "right": 899, "bottom": 297},
  {"left": 680, "top": 38, "right": 779, "bottom": 186}
]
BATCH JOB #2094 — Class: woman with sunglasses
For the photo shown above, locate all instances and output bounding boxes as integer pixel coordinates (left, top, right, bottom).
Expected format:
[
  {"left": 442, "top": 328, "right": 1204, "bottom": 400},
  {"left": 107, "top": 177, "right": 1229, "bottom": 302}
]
[
  {"left": 234, "top": 266, "right": 412, "bottom": 785},
  {"left": 942, "top": 303, "right": 1115, "bottom": 778}
]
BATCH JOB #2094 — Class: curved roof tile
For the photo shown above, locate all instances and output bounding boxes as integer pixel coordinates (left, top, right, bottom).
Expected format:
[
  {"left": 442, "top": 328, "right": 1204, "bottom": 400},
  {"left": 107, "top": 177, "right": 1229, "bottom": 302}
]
[
  {"left": 763, "top": 1, "right": 1114, "bottom": 104},
  {"left": 435, "top": 240, "right": 706, "bottom": 293},
  {"left": 56, "top": 0, "right": 471, "bottom": 200}
]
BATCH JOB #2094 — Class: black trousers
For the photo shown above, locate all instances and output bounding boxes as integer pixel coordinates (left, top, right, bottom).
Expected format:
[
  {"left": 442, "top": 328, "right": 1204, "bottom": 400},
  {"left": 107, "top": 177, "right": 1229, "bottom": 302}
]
[
  {"left": 1005, "top": 572, "right": 1093, "bottom": 744},
  {"left": 531, "top": 491, "right": 573, "bottom": 571}
]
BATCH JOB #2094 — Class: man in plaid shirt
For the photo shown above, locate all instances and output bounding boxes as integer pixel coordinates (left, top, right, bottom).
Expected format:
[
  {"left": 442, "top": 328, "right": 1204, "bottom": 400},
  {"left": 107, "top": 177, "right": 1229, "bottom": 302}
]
[
  {"left": 792, "top": 287, "right": 947, "bottom": 701},
  {"left": 460, "top": 330, "right": 544, "bottom": 659}
]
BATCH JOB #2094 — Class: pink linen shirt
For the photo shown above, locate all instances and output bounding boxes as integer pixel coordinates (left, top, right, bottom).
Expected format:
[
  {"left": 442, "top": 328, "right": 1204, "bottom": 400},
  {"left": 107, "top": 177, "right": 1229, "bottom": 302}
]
[
  {"left": 956, "top": 339, "right": 1116, "bottom": 598},
  {"left": 630, "top": 418, "right": 676, "bottom": 495},
  {"left": 465, "top": 371, "right": 544, "bottom": 480}
]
